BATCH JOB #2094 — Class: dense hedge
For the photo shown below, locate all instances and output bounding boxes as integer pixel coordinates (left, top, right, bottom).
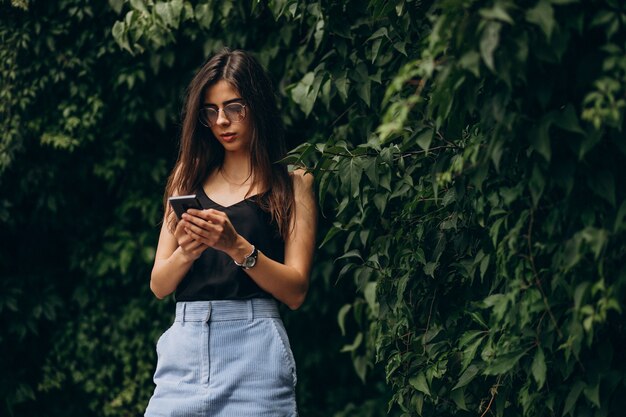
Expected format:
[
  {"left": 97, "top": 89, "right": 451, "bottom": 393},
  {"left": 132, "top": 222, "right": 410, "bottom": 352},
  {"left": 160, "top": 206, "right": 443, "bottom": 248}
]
[
  {"left": 290, "top": 1, "right": 626, "bottom": 416},
  {"left": 0, "top": 1, "right": 390, "bottom": 416},
  {"left": 2, "top": 1, "right": 625, "bottom": 417}
]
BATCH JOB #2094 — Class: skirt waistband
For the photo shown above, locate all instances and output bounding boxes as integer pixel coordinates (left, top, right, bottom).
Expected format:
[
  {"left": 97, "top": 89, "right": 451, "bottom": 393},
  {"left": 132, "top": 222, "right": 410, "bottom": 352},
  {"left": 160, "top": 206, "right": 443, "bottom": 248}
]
[{"left": 175, "top": 298, "right": 280, "bottom": 322}]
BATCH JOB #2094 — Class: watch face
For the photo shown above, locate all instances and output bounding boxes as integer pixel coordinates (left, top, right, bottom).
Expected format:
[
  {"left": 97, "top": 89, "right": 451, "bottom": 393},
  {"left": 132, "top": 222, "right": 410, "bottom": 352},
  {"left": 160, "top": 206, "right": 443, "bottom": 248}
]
[{"left": 243, "top": 256, "right": 256, "bottom": 268}]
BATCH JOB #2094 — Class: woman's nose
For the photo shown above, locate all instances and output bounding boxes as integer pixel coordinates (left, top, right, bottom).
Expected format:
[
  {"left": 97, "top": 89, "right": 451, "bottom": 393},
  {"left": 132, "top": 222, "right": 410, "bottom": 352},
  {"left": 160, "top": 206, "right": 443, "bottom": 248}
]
[{"left": 216, "top": 108, "right": 230, "bottom": 126}]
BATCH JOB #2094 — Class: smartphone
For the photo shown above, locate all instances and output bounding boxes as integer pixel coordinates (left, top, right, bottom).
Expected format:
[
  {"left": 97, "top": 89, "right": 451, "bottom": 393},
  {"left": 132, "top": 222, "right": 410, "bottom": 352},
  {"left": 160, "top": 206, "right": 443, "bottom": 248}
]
[{"left": 168, "top": 194, "right": 204, "bottom": 220}]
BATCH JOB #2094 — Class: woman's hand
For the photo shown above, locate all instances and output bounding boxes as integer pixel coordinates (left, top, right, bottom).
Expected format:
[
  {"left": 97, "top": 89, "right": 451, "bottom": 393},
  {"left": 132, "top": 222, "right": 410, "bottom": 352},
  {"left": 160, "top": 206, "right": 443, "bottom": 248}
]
[
  {"left": 174, "top": 217, "right": 209, "bottom": 261},
  {"left": 182, "top": 209, "right": 239, "bottom": 254}
]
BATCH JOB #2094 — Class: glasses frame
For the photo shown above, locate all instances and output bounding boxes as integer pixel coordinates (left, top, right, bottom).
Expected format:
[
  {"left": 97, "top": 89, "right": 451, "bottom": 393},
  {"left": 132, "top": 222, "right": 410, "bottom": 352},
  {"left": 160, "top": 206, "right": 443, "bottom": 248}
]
[{"left": 198, "top": 102, "right": 248, "bottom": 128}]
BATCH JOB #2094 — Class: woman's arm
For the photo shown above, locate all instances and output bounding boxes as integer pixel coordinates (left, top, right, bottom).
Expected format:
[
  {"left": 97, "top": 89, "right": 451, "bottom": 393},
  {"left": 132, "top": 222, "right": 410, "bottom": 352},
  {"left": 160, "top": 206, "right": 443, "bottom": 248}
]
[
  {"left": 149, "top": 212, "right": 209, "bottom": 299},
  {"left": 182, "top": 170, "right": 318, "bottom": 309}
]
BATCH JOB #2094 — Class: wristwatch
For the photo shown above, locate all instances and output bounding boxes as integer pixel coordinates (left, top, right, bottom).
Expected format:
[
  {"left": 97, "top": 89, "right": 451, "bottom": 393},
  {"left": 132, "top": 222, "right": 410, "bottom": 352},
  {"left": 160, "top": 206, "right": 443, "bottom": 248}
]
[{"left": 234, "top": 245, "right": 258, "bottom": 269}]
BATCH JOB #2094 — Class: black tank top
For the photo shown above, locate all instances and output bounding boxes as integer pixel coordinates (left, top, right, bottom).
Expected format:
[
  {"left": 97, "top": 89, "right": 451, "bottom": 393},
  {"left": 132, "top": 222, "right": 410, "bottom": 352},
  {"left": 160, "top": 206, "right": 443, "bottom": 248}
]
[{"left": 174, "top": 187, "right": 285, "bottom": 301}]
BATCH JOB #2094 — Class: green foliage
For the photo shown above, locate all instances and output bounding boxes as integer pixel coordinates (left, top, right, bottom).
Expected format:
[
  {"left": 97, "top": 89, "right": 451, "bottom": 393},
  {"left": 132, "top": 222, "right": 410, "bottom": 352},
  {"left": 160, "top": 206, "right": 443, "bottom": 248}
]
[
  {"left": 3, "top": 0, "right": 626, "bottom": 417},
  {"left": 0, "top": 0, "right": 393, "bottom": 416},
  {"left": 293, "top": 0, "right": 626, "bottom": 416}
]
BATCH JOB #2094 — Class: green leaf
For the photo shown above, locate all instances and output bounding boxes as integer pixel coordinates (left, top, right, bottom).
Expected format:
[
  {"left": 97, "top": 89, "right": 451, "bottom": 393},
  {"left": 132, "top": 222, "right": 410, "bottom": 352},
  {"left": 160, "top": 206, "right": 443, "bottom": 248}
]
[
  {"left": 334, "top": 72, "right": 349, "bottom": 101},
  {"left": 109, "top": 0, "right": 125, "bottom": 14},
  {"left": 552, "top": 104, "right": 584, "bottom": 134},
  {"left": 365, "top": 27, "right": 388, "bottom": 42},
  {"left": 531, "top": 348, "right": 547, "bottom": 389},
  {"left": 480, "top": 254, "right": 490, "bottom": 279},
  {"left": 459, "top": 330, "right": 486, "bottom": 347},
  {"left": 337, "top": 303, "right": 351, "bottom": 336},
  {"left": 480, "top": 21, "right": 501, "bottom": 72},
  {"left": 462, "top": 336, "right": 485, "bottom": 370},
  {"left": 583, "top": 381, "right": 600, "bottom": 408},
  {"left": 111, "top": 21, "right": 132, "bottom": 53},
  {"left": 416, "top": 129, "right": 433, "bottom": 152},
  {"left": 371, "top": 37, "right": 383, "bottom": 64},
  {"left": 409, "top": 372, "right": 430, "bottom": 396},
  {"left": 357, "top": 79, "right": 371, "bottom": 107},
  {"left": 349, "top": 158, "right": 362, "bottom": 197},
  {"left": 335, "top": 249, "right": 363, "bottom": 262},
  {"left": 450, "top": 388, "right": 468, "bottom": 411},
  {"left": 562, "top": 380, "right": 585, "bottom": 416},
  {"left": 526, "top": 0, "right": 555, "bottom": 40},
  {"left": 364, "top": 282, "right": 378, "bottom": 316},
  {"left": 479, "top": 4, "right": 514, "bottom": 24},
  {"left": 194, "top": 3, "right": 214, "bottom": 29},
  {"left": 580, "top": 227, "right": 608, "bottom": 259},
  {"left": 340, "top": 332, "right": 363, "bottom": 352},
  {"left": 589, "top": 171, "right": 616, "bottom": 207},
  {"left": 484, "top": 350, "right": 526, "bottom": 375},
  {"left": 529, "top": 117, "right": 552, "bottom": 161},
  {"left": 423, "top": 262, "right": 437, "bottom": 277},
  {"left": 130, "top": 0, "right": 148, "bottom": 14},
  {"left": 613, "top": 201, "right": 626, "bottom": 232},
  {"left": 453, "top": 365, "right": 479, "bottom": 390}
]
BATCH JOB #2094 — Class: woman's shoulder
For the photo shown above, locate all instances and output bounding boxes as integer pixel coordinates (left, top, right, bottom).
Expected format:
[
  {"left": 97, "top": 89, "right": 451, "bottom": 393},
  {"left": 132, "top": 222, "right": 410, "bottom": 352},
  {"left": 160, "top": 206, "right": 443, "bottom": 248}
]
[
  {"left": 289, "top": 168, "right": 314, "bottom": 187},
  {"left": 289, "top": 168, "right": 314, "bottom": 199}
]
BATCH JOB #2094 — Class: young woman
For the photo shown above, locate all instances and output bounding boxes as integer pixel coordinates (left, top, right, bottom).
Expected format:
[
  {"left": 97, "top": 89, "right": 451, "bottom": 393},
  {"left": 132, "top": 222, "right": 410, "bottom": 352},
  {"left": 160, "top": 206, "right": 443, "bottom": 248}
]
[{"left": 145, "top": 49, "right": 317, "bottom": 417}]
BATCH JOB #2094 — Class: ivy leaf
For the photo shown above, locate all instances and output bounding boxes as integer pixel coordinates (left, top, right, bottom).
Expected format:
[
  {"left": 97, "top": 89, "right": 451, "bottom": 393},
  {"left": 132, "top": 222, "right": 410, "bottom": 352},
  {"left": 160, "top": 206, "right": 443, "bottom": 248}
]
[
  {"left": 484, "top": 350, "right": 526, "bottom": 375},
  {"left": 583, "top": 381, "right": 600, "bottom": 408},
  {"left": 452, "top": 364, "right": 479, "bottom": 390},
  {"left": 364, "top": 282, "right": 378, "bottom": 316},
  {"left": 111, "top": 21, "right": 132, "bottom": 53},
  {"left": 531, "top": 348, "right": 547, "bottom": 389},
  {"left": 334, "top": 73, "right": 349, "bottom": 101},
  {"left": 416, "top": 129, "right": 433, "bottom": 152},
  {"left": 337, "top": 303, "right": 351, "bottom": 336},
  {"left": 340, "top": 332, "right": 363, "bottom": 352},
  {"left": 526, "top": 0, "right": 555, "bottom": 40},
  {"left": 357, "top": 79, "right": 371, "bottom": 107},
  {"left": 480, "top": 21, "right": 501, "bottom": 72},
  {"left": 335, "top": 249, "right": 363, "bottom": 262},
  {"left": 552, "top": 104, "right": 585, "bottom": 134},
  {"left": 562, "top": 381, "right": 585, "bottom": 416},
  {"left": 423, "top": 262, "right": 437, "bottom": 277},
  {"left": 409, "top": 372, "right": 430, "bottom": 396},
  {"left": 462, "top": 336, "right": 485, "bottom": 370},
  {"left": 589, "top": 170, "right": 616, "bottom": 207},
  {"left": 479, "top": 4, "right": 514, "bottom": 24},
  {"left": 450, "top": 388, "right": 468, "bottom": 411},
  {"left": 529, "top": 116, "right": 552, "bottom": 162},
  {"left": 613, "top": 201, "right": 626, "bottom": 233}
]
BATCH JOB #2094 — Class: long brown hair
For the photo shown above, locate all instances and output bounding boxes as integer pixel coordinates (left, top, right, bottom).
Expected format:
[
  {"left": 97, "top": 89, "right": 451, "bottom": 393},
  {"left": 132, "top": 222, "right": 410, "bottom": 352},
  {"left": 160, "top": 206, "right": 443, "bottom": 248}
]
[{"left": 163, "top": 49, "right": 294, "bottom": 239}]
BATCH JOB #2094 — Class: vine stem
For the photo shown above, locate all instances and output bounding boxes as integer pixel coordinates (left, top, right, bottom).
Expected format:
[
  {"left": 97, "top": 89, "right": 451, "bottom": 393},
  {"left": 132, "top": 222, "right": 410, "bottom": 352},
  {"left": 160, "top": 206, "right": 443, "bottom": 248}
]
[
  {"left": 422, "top": 288, "right": 437, "bottom": 355},
  {"left": 527, "top": 209, "right": 563, "bottom": 339},
  {"left": 480, "top": 375, "right": 502, "bottom": 417}
]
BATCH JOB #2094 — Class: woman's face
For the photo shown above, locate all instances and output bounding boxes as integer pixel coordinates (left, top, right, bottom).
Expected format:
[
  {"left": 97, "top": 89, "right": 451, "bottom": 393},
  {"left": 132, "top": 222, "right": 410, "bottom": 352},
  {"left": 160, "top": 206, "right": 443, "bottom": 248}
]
[{"left": 202, "top": 80, "right": 253, "bottom": 154}]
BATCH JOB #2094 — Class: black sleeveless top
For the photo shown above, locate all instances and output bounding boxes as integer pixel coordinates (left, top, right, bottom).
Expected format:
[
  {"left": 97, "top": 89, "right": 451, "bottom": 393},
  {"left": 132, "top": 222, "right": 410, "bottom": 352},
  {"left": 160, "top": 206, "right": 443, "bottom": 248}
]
[{"left": 174, "top": 187, "right": 285, "bottom": 301}]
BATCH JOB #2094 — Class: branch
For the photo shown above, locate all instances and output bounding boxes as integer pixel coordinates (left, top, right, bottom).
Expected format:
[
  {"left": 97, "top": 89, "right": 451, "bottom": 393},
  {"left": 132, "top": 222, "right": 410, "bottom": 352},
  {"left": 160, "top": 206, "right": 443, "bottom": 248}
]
[{"left": 527, "top": 209, "right": 563, "bottom": 339}]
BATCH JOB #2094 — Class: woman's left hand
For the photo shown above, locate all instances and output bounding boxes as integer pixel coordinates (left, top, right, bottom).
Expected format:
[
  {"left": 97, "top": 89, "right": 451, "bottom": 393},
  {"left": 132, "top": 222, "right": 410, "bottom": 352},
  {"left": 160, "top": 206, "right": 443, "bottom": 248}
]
[{"left": 181, "top": 209, "right": 239, "bottom": 253}]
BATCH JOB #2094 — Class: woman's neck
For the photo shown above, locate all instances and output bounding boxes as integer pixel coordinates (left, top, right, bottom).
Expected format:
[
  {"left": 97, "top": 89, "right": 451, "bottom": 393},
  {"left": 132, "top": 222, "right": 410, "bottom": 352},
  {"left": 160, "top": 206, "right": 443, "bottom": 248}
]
[{"left": 221, "top": 151, "right": 252, "bottom": 184}]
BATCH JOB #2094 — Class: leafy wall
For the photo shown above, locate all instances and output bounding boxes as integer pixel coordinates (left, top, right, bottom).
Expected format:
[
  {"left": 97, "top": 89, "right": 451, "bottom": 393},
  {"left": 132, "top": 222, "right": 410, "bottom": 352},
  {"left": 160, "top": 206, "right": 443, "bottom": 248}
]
[{"left": 1, "top": 1, "right": 625, "bottom": 417}]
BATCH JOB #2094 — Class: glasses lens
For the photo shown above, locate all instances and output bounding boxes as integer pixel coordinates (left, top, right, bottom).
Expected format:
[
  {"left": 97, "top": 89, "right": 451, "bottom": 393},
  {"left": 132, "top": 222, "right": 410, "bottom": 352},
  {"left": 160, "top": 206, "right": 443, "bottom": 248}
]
[
  {"left": 199, "top": 108, "right": 218, "bottom": 127},
  {"left": 224, "top": 103, "right": 246, "bottom": 122}
]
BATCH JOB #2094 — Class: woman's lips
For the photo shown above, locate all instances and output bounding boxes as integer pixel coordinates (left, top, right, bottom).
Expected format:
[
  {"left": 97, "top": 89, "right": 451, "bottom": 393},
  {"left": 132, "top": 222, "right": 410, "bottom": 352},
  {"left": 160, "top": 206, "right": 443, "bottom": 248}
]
[{"left": 220, "top": 132, "right": 237, "bottom": 142}]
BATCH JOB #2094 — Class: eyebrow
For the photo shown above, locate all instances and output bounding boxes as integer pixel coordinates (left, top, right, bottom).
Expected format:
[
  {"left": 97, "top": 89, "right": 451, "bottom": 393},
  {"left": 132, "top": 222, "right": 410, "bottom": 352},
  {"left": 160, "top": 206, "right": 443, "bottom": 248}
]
[{"left": 202, "top": 98, "right": 244, "bottom": 107}]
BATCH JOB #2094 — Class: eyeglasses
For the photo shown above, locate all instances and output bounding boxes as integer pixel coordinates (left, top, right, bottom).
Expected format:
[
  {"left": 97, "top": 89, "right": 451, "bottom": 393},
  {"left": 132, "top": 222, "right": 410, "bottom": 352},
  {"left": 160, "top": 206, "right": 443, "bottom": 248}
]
[{"left": 198, "top": 102, "right": 248, "bottom": 127}]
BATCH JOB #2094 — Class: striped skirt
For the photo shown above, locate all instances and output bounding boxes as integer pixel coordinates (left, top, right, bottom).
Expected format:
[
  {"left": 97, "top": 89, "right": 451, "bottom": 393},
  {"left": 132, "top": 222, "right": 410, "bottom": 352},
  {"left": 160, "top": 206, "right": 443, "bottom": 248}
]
[{"left": 144, "top": 298, "right": 298, "bottom": 417}]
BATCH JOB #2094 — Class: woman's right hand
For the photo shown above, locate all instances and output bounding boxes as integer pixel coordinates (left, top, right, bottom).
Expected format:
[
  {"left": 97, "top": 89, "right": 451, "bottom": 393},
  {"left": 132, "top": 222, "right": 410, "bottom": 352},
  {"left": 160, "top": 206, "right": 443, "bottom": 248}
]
[{"left": 174, "top": 218, "right": 208, "bottom": 261}]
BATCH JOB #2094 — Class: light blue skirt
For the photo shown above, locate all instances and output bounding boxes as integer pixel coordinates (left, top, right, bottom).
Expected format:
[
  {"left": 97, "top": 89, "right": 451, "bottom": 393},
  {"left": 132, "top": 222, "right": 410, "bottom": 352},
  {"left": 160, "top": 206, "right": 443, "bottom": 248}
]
[{"left": 145, "top": 299, "right": 298, "bottom": 417}]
